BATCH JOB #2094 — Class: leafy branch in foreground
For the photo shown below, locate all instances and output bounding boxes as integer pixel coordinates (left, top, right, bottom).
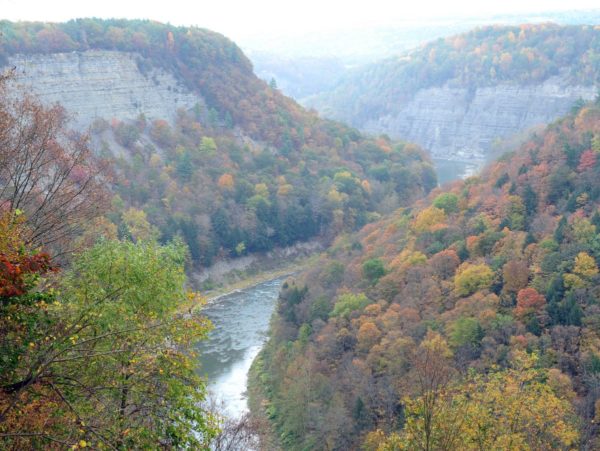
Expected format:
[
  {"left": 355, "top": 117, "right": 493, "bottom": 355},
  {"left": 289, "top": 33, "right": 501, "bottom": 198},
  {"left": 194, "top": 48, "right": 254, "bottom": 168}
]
[{"left": 0, "top": 227, "right": 218, "bottom": 448}]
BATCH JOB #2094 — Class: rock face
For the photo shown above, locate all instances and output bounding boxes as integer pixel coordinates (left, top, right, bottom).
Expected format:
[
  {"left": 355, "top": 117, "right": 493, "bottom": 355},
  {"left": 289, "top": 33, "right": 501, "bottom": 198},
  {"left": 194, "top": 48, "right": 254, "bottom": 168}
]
[
  {"left": 360, "top": 74, "right": 597, "bottom": 161},
  {"left": 8, "top": 50, "right": 204, "bottom": 127}
]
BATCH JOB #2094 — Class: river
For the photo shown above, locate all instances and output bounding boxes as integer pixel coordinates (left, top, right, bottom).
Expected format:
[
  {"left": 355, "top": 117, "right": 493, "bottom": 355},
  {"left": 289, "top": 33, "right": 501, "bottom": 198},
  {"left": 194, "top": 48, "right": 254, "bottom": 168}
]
[
  {"left": 195, "top": 277, "right": 286, "bottom": 418},
  {"left": 194, "top": 160, "right": 478, "bottom": 419},
  {"left": 433, "top": 158, "right": 481, "bottom": 185}
]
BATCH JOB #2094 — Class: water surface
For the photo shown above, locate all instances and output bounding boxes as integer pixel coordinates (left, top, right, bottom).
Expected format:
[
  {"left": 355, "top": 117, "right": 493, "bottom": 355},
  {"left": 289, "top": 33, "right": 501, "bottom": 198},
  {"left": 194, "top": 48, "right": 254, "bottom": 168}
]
[
  {"left": 195, "top": 277, "right": 285, "bottom": 418},
  {"left": 433, "top": 158, "right": 481, "bottom": 185}
]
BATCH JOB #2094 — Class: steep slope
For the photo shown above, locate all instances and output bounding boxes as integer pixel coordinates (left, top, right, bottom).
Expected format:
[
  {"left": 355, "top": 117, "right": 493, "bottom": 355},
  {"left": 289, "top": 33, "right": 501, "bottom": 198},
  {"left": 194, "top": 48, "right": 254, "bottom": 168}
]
[
  {"left": 307, "top": 24, "right": 600, "bottom": 161},
  {"left": 0, "top": 19, "right": 436, "bottom": 268},
  {"left": 253, "top": 100, "right": 600, "bottom": 449}
]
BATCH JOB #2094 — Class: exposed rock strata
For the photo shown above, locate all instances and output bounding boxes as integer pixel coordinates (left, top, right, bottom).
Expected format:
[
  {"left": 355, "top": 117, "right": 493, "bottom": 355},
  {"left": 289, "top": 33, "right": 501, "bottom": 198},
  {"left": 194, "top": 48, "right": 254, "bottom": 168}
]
[
  {"left": 7, "top": 50, "right": 203, "bottom": 126},
  {"left": 316, "top": 74, "right": 597, "bottom": 160}
]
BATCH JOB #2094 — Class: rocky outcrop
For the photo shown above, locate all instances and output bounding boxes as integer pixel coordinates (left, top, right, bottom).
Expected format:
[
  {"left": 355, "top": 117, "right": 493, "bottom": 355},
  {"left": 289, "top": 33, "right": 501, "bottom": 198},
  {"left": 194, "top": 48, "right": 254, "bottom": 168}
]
[
  {"left": 7, "top": 50, "right": 204, "bottom": 126},
  {"left": 360, "top": 74, "right": 597, "bottom": 161}
]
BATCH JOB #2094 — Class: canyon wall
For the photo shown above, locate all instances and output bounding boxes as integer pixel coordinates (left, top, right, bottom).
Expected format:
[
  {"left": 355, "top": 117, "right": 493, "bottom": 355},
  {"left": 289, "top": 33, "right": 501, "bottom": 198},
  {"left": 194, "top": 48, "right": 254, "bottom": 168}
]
[
  {"left": 356, "top": 75, "right": 597, "bottom": 161},
  {"left": 7, "top": 50, "right": 204, "bottom": 126}
]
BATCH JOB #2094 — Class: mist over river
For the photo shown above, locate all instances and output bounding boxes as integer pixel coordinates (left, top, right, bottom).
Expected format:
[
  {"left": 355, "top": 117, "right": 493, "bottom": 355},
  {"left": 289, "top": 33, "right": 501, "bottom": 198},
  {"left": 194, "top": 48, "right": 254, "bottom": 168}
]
[{"left": 195, "top": 277, "right": 286, "bottom": 418}]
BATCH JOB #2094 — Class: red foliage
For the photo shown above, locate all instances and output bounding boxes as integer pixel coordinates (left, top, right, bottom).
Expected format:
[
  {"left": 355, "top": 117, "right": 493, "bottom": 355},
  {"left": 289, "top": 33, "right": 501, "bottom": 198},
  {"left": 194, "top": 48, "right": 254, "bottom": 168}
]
[
  {"left": 514, "top": 287, "right": 546, "bottom": 318},
  {"left": 0, "top": 253, "right": 53, "bottom": 298},
  {"left": 577, "top": 150, "right": 596, "bottom": 172}
]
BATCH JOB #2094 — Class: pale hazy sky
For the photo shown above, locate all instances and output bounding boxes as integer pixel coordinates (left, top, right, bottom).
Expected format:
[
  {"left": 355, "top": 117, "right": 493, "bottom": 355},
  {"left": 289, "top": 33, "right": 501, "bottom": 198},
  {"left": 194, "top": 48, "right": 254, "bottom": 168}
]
[{"left": 2, "top": 0, "right": 600, "bottom": 41}]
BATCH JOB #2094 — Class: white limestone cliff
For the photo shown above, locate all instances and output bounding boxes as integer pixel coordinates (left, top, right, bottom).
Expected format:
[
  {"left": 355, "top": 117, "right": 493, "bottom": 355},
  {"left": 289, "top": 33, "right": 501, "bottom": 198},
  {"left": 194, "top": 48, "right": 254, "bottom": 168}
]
[{"left": 7, "top": 50, "right": 204, "bottom": 127}]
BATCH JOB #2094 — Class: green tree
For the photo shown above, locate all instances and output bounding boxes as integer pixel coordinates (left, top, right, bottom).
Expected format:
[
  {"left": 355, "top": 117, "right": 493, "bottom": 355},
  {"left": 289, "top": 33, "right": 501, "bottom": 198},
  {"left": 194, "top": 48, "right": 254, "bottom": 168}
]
[
  {"left": 432, "top": 192, "right": 459, "bottom": 214},
  {"left": 0, "top": 239, "right": 218, "bottom": 448},
  {"left": 522, "top": 184, "right": 537, "bottom": 216},
  {"left": 363, "top": 258, "right": 386, "bottom": 285},
  {"left": 199, "top": 136, "right": 217, "bottom": 154},
  {"left": 449, "top": 317, "right": 484, "bottom": 350},
  {"left": 330, "top": 293, "right": 371, "bottom": 319}
]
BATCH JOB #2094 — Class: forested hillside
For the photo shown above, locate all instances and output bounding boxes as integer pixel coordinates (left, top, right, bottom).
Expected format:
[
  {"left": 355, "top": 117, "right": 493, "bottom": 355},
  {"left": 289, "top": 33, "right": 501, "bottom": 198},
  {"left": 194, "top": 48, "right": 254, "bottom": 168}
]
[
  {"left": 247, "top": 10, "right": 600, "bottom": 103},
  {"left": 252, "top": 99, "right": 600, "bottom": 449},
  {"left": 0, "top": 19, "right": 436, "bottom": 267},
  {"left": 306, "top": 24, "right": 600, "bottom": 165},
  {"left": 309, "top": 23, "right": 600, "bottom": 126}
]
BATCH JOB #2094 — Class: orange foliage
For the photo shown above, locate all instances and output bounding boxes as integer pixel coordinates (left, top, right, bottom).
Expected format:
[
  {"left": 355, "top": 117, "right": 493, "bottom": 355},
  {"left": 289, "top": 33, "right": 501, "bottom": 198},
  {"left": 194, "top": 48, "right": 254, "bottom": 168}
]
[
  {"left": 217, "top": 173, "right": 235, "bottom": 190},
  {"left": 514, "top": 288, "right": 546, "bottom": 319},
  {"left": 357, "top": 321, "right": 382, "bottom": 352}
]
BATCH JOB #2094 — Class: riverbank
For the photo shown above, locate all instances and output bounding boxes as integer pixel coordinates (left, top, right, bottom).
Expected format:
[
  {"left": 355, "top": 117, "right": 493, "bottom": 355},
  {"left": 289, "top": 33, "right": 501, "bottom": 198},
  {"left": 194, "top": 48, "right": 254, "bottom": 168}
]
[
  {"left": 247, "top": 351, "right": 282, "bottom": 451},
  {"left": 199, "top": 252, "right": 319, "bottom": 304},
  {"left": 190, "top": 246, "right": 320, "bottom": 447},
  {"left": 190, "top": 240, "right": 323, "bottom": 302}
]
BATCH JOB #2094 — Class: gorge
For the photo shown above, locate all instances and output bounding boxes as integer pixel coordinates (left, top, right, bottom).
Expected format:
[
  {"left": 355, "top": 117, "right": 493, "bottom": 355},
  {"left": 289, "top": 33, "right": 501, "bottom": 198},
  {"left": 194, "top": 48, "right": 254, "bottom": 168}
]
[
  {"left": 307, "top": 24, "right": 600, "bottom": 163},
  {"left": 2, "top": 17, "right": 600, "bottom": 450}
]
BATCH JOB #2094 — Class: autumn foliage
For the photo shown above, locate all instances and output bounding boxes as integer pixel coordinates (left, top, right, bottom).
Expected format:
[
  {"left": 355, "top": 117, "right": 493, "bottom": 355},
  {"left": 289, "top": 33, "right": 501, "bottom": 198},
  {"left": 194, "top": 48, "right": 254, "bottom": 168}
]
[
  {"left": 0, "top": 79, "right": 216, "bottom": 448},
  {"left": 0, "top": 73, "right": 108, "bottom": 255},
  {"left": 311, "top": 23, "right": 600, "bottom": 126},
  {"left": 0, "top": 253, "right": 52, "bottom": 298},
  {"left": 0, "top": 20, "right": 436, "bottom": 266},
  {"left": 514, "top": 287, "right": 546, "bottom": 319},
  {"left": 254, "top": 100, "right": 600, "bottom": 449}
]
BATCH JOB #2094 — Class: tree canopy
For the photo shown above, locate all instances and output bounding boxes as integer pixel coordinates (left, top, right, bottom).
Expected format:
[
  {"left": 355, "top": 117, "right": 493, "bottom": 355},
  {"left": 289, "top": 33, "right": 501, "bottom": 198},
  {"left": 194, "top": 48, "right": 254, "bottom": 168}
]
[{"left": 253, "top": 100, "right": 600, "bottom": 449}]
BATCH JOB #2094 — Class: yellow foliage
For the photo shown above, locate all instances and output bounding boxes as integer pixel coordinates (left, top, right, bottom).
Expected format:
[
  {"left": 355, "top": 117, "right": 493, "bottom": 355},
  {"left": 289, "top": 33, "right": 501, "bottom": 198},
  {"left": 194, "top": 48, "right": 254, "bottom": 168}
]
[
  {"left": 277, "top": 184, "right": 293, "bottom": 196},
  {"left": 149, "top": 153, "right": 162, "bottom": 168},
  {"left": 254, "top": 183, "right": 269, "bottom": 197},
  {"left": 564, "top": 252, "right": 599, "bottom": 290},
  {"left": 379, "top": 352, "right": 579, "bottom": 450},
  {"left": 572, "top": 217, "right": 595, "bottom": 244},
  {"left": 389, "top": 248, "right": 414, "bottom": 269},
  {"left": 405, "top": 251, "right": 427, "bottom": 267},
  {"left": 563, "top": 273, "right": 585, "bottom": 290},
  {"left": 362, "top": 429, "right": 387, "bottom": 451},
  {"left": 412, "top": 206, "right": 446, "bottom": 232},
  {"left": 0, "top": 211, "right": 27, "bottom": 257},
  {"left": 420, "top": 330, "right": 452, "bottom": 359},
  {"left": 122, "top": 208, "right": 159, "bottom": 242},
  {"left": 573, "top": 252, "right": 598, "bottom": 278},
  {"left": 454, "top": 262, "right": 494, "bottom": 297},
  {"left": 327, "top": 188, "right": 346, "bottom": 206},
  {"left": 547, "top": 368, "right": 575, "bottom": 401}
]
